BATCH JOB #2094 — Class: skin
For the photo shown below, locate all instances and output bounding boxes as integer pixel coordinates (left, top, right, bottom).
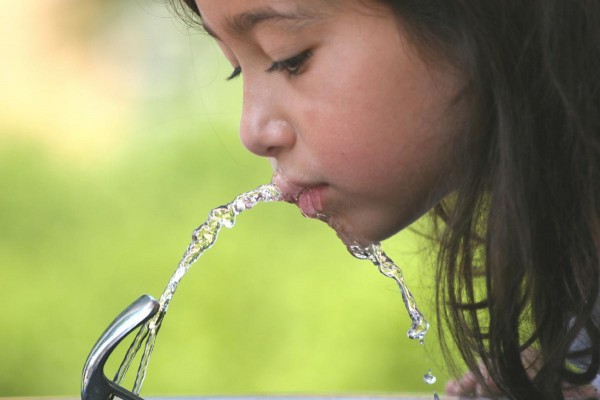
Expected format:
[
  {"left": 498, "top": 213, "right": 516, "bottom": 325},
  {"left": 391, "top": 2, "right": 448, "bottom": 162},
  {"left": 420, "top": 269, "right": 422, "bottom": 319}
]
[{"left": 195, "top": 0, "right": 469, "bottom": 248}]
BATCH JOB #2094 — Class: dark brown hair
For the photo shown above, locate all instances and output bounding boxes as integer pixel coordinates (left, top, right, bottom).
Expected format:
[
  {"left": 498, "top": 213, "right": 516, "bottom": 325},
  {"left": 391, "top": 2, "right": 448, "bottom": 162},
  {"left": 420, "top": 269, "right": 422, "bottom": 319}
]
[
  {"left": 390, "top": 2, "right": 600, "bottom": 399},
  {"left": 170, "top": 1, "right": 600, "bottom": 399}
]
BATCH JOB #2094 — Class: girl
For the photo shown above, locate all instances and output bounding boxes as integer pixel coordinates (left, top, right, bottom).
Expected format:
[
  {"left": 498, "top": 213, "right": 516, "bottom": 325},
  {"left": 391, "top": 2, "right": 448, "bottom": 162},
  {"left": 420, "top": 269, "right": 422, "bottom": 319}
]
[{"left": 169, "top": 1, "right": 600, "bottom": 399}]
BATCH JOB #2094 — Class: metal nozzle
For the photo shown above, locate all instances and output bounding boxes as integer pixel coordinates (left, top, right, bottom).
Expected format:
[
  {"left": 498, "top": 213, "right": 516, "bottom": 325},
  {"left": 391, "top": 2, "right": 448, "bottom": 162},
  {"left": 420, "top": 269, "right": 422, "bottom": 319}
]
[{"left": 82, "top": 295, "right": 160, "bottom": 400}]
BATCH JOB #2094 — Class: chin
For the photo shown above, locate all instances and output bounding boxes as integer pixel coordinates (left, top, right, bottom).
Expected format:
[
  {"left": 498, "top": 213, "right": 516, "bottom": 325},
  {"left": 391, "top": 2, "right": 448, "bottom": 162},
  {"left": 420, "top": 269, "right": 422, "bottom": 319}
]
[{"left": 326, "top": 216, "right": 400, "bottom": 248}]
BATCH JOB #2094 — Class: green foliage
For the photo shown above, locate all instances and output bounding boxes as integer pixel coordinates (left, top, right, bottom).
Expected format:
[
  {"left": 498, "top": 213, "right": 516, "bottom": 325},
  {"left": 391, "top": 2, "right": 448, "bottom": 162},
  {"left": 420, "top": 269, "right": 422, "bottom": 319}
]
[
  {"left": 0, "top": 126, "right": 447, "bottom": 396},
  {"left": 0, "top": 3, "right": 450, "bottom": 394}
]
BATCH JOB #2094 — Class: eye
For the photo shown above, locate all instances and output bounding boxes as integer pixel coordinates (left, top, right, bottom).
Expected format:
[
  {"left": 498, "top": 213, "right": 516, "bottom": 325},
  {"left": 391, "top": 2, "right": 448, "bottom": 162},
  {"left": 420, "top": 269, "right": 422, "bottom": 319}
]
[
  {"left": 226, "top": 66, "right": 242, "bottom": 81},
  {"left": 266, "top": 50, "right": 313, "bottom": 76}
]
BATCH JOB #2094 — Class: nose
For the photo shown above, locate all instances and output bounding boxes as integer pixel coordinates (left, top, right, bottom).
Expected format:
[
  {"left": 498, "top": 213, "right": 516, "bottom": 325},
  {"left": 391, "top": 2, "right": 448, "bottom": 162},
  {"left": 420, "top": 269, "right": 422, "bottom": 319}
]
[{"left": 239, "top": 80, "right": 296, "bottom": 158}]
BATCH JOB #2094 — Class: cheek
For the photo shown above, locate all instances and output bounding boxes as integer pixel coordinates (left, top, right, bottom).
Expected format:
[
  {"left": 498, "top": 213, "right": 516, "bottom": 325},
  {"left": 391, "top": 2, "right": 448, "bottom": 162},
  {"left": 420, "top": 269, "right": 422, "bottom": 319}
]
[
  {"left": 292, "top": 20, "right": 463, "bottom": 192},
  {"left": 301, "top": 39, "right": 416, "bottom": 141},
  {"left": 298, "top": 66, "right": 421, "bottom": 183}
]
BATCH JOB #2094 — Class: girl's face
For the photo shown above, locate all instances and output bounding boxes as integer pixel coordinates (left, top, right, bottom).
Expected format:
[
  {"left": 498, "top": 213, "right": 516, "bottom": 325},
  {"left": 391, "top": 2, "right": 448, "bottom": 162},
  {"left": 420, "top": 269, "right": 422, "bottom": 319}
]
[{"left": 196, "top": 0, "right": 468, "bottom": 246}]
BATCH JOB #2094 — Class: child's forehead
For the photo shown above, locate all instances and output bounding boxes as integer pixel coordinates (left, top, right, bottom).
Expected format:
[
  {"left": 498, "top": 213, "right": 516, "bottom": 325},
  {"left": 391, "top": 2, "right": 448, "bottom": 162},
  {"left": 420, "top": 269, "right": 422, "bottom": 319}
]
[{"left": 197, "top": 0, "right": 342, "bottom": 38}]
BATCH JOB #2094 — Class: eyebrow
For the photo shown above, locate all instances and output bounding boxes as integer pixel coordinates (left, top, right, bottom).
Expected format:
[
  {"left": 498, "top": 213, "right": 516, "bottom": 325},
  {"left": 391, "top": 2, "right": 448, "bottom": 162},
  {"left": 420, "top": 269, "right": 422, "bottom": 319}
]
[{"left": 201, "top": 7, "right": 321, "bottom": 39}]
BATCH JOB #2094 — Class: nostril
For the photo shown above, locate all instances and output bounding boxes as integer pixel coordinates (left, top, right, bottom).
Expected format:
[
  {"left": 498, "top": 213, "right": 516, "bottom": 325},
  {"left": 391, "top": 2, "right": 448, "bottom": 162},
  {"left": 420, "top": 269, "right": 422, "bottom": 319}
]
[{"left": 265, "top": 146, "right": 278, "bottom": 156}]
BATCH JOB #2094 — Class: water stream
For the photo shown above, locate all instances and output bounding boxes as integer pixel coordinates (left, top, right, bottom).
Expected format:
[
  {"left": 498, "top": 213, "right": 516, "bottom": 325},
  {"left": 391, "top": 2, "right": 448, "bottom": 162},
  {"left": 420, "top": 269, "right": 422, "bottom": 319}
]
[
  {"left": 349, "top": 243, "right": 436, "bottom": 398},
  {"left": 348, "top": 243, "right": 429, "bottom": 340},
  {"left": 112, "top": 183, "right": 433, "bottom": 396},
  {"left": 113, "top": 184, "right": 282, "bottom": 394}
]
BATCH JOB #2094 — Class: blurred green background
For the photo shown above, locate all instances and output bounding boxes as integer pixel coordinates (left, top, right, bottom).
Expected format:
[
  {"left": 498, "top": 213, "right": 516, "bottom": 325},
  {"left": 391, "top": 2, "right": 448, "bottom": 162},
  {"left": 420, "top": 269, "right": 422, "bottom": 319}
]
[{"left": 0, "top": 0, "right": 450, "bottom": 396}]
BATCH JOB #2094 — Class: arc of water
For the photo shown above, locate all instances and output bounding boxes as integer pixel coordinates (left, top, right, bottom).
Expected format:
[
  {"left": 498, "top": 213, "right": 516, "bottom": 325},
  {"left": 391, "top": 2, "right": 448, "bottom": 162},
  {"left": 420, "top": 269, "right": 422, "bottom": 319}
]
[{"left": 113, "top": 184, "right": 282, "bottom": 394}]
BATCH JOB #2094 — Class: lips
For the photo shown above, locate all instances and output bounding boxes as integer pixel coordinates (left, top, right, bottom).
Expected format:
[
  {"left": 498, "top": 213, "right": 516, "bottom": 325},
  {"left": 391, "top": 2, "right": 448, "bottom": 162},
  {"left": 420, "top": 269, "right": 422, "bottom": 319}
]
[
  {"left": 272, "top": 174, "right": 326, "bottom": 218},
  {"left": 271, "top": 175, "right": 304, "bottom": 202},
  {"left": 297, "top": 186, "right": 324, "bottom": 218}
]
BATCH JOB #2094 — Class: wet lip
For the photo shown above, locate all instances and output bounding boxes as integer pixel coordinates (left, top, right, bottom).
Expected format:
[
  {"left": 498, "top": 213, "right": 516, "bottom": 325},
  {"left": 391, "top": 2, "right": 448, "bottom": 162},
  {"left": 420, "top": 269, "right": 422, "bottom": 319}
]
[
  {"left": 272, "top": 176, "right": 304, "bottom": 202},
  {"left": 297, "top": 186, "right": 325, "bottom": 218},
  {"left": 272, "top": 175, "right": 326, "bottom": 218}
]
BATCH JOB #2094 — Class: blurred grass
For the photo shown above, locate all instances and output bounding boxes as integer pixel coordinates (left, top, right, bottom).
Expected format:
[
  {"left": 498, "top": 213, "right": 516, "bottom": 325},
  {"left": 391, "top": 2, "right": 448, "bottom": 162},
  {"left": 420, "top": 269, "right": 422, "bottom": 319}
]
[{"left": 0, "top": 0, "right": 450, "bottom": 396}]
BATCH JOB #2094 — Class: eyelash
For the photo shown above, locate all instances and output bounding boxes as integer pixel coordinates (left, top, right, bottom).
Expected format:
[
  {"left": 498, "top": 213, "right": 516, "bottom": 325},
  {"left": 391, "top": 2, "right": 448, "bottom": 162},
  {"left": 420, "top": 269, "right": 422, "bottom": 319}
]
[
  {"left": 225, "top": 50, "right": 313, "bottom": 81},
  {"left": 266, "top": 50, "right": 313, "bottom": 76},
  {"left": 226, "top": 67, "right": 241, "bottom": 81}
]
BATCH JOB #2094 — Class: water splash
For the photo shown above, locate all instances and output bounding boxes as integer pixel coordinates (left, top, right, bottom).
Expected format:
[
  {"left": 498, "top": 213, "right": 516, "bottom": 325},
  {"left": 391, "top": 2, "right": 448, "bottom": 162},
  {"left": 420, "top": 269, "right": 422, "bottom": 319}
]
[
  {"left": 348, "top": 243, "right": 429, "bottom": 340},
  {"left": 433, "top": 391, "right": 440, "bottom": 400},
  {"left": 113, "top": 184, "right": 282, "bottom": 394}
]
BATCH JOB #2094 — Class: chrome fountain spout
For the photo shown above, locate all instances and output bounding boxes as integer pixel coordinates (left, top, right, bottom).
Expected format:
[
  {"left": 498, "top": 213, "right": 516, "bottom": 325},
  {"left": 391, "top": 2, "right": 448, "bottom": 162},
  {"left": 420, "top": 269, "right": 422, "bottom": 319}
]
[{"left": 82, "top": 295, "right": 160, "bottom": 400}]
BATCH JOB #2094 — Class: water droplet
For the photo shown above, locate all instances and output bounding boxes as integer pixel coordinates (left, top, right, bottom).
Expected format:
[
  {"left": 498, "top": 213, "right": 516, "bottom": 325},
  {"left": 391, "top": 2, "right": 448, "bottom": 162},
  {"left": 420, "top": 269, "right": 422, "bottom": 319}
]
[
  {"left": 348, "top": 244, "right": 369, "bottom": 259},
  {"left": 209, "top": 206, "right": 236, "bottom": 228},
  {"left": 424, "top": 369, "right": 437, "bottom": 384},
  {"left": 419, "top": 339, "right": 425, "bottom": 345}
]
